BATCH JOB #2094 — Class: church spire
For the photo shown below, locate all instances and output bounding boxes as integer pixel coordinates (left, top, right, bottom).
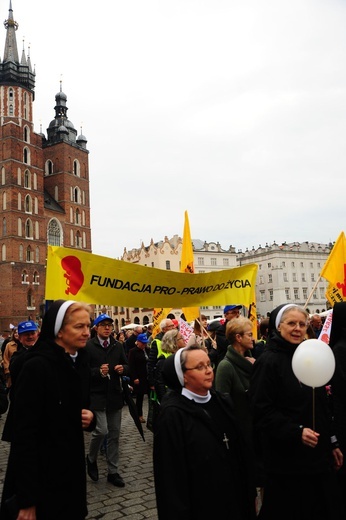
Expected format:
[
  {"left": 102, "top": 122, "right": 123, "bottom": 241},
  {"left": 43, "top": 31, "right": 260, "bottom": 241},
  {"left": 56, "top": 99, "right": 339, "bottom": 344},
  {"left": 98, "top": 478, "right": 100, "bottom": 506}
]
[
  {"left": 3, "top": 0, "right": 19, "bottom": 63},
  {"left": 0, "top": 1, "right": 35, "bottom": 93}
]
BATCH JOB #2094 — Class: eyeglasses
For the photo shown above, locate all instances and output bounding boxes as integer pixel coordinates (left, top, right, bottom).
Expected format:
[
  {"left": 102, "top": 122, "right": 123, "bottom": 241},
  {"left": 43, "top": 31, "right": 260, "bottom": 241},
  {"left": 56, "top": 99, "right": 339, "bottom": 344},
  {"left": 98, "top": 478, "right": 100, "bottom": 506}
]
[
  {"left": 99, "top": 323, "right": 113, "bottom": 328},
  {"left": 282, "top": 321, "right": 307, "bottom": 329},
  {"left": 185, "top": 363, "right": 213, "bottom": 372}
]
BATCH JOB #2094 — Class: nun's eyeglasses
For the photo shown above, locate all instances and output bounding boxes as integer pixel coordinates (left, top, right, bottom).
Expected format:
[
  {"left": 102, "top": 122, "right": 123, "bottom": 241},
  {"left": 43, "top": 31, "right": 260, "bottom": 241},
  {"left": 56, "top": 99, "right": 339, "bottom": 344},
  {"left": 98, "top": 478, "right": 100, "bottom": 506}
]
[{"left": 185, "top": 363, "right": 213, "bottom": 372}]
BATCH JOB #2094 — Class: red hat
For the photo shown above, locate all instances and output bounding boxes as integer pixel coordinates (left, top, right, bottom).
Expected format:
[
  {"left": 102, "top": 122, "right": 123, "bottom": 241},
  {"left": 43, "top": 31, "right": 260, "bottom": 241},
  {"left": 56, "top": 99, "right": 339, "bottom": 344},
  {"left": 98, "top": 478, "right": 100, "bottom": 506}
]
[{"left": 172, "top": 319, "right": 179, "bottom": 328}]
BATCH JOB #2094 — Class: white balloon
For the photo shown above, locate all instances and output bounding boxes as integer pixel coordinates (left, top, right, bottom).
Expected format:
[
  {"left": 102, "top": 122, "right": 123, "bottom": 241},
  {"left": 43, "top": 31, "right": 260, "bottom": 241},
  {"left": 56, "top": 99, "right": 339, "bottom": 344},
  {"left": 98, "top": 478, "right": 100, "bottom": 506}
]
[{"left": 292, "top": 339, "right": 335, "bottom": 388}]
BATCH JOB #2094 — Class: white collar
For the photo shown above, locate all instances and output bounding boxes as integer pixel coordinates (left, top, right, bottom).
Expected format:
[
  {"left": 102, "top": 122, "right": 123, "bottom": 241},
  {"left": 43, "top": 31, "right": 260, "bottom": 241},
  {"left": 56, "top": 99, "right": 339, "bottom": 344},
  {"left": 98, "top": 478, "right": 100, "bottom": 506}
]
[{"left": 182, "top": 387, "right": 211, "bottom": 403}]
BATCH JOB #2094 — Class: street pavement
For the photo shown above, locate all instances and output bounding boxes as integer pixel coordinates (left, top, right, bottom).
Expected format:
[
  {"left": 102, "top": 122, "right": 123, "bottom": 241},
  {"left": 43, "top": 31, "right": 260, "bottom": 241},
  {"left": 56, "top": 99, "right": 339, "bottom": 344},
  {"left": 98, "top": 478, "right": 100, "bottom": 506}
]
[{"left": 0, "top": 398, "right": 159, "bottom": 520}]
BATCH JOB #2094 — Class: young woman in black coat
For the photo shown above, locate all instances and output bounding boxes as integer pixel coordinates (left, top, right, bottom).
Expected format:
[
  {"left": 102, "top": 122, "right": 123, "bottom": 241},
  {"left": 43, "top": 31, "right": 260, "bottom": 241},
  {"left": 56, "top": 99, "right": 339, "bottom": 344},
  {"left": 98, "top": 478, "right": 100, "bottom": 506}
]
[{"left": 0, "top": 300, "right": 94, "bottom": 520}]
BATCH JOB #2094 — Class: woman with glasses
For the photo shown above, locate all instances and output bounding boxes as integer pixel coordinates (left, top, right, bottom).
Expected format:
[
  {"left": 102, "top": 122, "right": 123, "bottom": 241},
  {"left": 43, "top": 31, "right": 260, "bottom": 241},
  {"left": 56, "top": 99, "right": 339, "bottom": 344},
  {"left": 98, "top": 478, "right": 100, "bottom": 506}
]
[
  {"left": 249, "top": 304, "right": 343, "bottom": 520},
  {"left": 153, "top": 345, "right": 256, "bottom": 520}
]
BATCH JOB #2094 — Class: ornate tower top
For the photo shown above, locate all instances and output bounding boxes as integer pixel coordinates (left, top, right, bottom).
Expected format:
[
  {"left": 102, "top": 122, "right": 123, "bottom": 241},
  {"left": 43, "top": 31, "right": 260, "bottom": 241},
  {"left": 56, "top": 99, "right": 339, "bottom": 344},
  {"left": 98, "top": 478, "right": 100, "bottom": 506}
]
[{"left": 0, "top": 1, "right": 35, "bottom": 94}]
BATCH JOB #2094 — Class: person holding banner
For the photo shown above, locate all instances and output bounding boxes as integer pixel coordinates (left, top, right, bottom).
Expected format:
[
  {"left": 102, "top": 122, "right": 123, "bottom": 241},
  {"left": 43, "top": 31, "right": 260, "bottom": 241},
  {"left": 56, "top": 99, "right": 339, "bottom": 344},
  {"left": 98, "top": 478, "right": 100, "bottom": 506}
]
[
  {"left": 216, "top": 304, "right": 242, "bottom": 364},
  {"left": 249, "top": 303, "right": 343, "bottom": 520}
]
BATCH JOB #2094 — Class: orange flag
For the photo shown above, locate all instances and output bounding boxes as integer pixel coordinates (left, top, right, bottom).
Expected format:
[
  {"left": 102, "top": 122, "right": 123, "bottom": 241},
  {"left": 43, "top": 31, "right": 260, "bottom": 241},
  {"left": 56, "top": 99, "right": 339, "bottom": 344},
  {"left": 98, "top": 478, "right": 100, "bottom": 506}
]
[{"left": 181, "top": 211, "right": 199, "bottom": 322}]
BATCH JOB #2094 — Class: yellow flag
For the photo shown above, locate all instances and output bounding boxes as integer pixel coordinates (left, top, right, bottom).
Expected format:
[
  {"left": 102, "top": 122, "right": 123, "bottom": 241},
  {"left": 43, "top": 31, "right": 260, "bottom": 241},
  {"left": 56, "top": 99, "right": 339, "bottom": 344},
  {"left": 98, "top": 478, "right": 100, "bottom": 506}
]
[
  {"left": 320, "top": 231, "right": 346, "bottom": 304},
  {"left": 152, "top": 308, "right": 172, "bottom": 339},
  {"left": 248, "top": 297, "right": 258, "bottom": 341},
  {"left": 181, "top": 211, "right": 199, "bottom": 322}
]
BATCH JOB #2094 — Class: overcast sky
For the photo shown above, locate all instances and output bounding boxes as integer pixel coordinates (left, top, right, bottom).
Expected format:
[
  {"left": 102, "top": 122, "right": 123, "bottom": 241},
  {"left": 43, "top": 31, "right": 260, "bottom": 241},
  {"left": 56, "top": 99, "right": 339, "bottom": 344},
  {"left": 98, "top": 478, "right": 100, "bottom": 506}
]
[{"left": 5, "top": 0, "right": 346, "bottom": 259}]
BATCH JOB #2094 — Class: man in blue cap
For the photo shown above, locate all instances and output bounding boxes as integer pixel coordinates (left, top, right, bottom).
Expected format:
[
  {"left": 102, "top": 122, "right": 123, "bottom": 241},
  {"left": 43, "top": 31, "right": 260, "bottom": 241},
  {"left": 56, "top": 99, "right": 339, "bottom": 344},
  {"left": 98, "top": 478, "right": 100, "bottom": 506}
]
[
  {"left": 86, "top": 314, "right": 129, "bottom": 487},
  {"left": 1, "top": 320, "right": 39, "bottom": 389},
  {"left": 215, "top": 305, "right": 242, "bottom": 366}
]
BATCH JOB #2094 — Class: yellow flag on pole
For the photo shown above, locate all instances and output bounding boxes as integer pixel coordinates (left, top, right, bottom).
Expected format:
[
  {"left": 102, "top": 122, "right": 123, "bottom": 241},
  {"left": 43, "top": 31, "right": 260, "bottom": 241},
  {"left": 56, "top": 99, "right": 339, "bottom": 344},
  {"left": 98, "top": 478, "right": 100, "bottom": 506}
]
[
  {"left": 247, "top": 296, "right": 258, "bottom": 341},
  {"left": 320, "top": 231, "right": 346, "bottom": 305},
  {"left": 181, "top": 211, "right": 199, "bottom": 322}
]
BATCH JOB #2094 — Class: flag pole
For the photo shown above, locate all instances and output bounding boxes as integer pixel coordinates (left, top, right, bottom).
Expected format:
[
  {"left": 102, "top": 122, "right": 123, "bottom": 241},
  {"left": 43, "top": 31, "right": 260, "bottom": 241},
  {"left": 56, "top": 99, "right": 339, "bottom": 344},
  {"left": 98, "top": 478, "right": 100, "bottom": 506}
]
[{"left": 303, "top": 275, "right": 322, "bottom": 310}]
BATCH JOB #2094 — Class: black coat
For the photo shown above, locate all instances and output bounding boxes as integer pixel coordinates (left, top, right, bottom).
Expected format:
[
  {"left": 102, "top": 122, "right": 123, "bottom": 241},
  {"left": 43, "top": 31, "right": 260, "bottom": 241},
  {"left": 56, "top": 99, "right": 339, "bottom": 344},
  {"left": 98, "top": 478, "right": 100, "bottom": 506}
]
[
  {"left": 249, "top": 330, "right": 335, "bottom": 476},
  {"left": 85, "top": 336, "right": 129, "bottom": 410},
  {"left": 153, "top": 389, "right": 256, "bottom": 520},
  {"left": 128, "top": 345, "right": 150, "bottom": 394},
  {"left": 0, "top": 340, "right": 89, "bottom": 520}
]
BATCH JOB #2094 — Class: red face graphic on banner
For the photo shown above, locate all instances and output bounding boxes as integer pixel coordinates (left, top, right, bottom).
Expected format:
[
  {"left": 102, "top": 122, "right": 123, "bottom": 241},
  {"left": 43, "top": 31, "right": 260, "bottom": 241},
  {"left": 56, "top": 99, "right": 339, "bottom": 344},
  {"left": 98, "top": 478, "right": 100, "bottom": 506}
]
[{"left": 61, "top": 256, "right": 84, "bottom": 295}]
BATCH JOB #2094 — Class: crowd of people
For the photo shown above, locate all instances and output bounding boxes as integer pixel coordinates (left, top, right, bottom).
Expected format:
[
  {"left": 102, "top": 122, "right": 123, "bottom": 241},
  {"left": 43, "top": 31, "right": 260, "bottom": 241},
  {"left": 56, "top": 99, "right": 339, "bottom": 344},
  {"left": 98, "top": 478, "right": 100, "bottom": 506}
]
[{"left": 0, "top": 300, "right": 345, "bottom": 519}]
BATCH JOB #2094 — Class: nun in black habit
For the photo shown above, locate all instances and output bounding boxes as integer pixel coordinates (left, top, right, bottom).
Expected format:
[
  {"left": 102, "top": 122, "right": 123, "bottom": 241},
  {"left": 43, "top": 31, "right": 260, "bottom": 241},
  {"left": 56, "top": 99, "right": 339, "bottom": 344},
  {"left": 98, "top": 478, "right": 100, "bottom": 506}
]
[
  {"left": 153, "top": 345, "right": 256, "bottom": 520},
  {"left": 0, "top": 300, "right": 94, "bottom": 520}
]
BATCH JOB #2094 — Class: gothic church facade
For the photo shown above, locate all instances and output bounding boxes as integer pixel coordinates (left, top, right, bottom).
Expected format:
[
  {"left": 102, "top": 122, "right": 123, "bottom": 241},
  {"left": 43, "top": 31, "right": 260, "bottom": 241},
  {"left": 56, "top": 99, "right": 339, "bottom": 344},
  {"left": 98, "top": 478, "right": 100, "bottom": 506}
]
[{"left": 0, "top": 2, "right": 91, "bottom": 330}]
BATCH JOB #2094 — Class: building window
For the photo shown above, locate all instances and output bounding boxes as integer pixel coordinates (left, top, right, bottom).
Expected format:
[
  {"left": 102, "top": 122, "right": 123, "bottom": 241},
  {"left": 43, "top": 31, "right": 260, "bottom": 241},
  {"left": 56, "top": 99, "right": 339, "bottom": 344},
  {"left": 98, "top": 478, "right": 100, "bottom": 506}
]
[
  {"left": 33, "top": 271, "right": 39, "bottom": 283},
  {"left": 75, "top": 208, "right": 80, "bottom": 224},
  {"left": 259, "top": 275, "right": 264, "bottom": 284},
  {"left": 2, "top": 218, "right": 6, "bottom": 236},
  {"left": 25, "top": 194, "right": 32, "bottom": 213},
  {"left": 23, "top": 147, "right": 30, "bottom": 165},
  {"left": 73, "top": 159, "right": 80, "bottom": 176},
  {"left": 198, "top": 257, "right": 204, "bottom": 266},
  {"left": 47, "top": 219, "right": 62, "bottom": 246},
  {"left": 73, "top": 187, "right": 81, "bottom": 204},
  {"left": 211, "top": 258, "right": 217, "bottom": 266},
  {"left": 294, "top": 288, "right": 299, "bottom": 300},
  {"left": 45, "top": 160, "right": 53, "bottom": 175},
  {"left": 292, "top": 273, "right": 297, "bottom": 282},
  {"left": 22, "top": 270, "right": 29, "bottom": 283},
  {"left": 19, "top": 244, "right": 23, "bottom": 261},
  {"left": 269, "top": 290, "right": 273, "bottom": 301},
  {"left": 285, "top": 289, "right": 290, "bottom": 300},
  {"left": 313, "top": 290, "right": 317, "bottom": 299},
  {"left": 260, "top": 291, "right": 266, "bottom": 302},
  {"left": 27, "top": 289, "right": 34, "bottom": 308},
  {"left": 303, "top": 288, "right": 308, "bottom": 300},
  {"left": 268, "top": 274, "right": 272, "bottom": 283},
  {"left": 311, "top": 273, "right": 315, "bottom": 282},
  {"left": 166, "top": 260, "right": 171, "bottom": 270},
  {"left": 26, "top": 246, "right": 33, "bottom": 262},
  {"left": 300, "top": 262, "right": 304, "bottom": 267},
  {"left": 25, "top": 219, "right": 33, "bottom": 238},
  {"left": 75, "top": 231, "right": 82, "bottom": 248},
  {"left": 268, "top": 263, "right": 271, "bottom": 268},
  {"left": 283, "top": 273, "right": 288, "bottom": 282},
  {"left": 302, "top": 273, "right": 306, "bottom": 282},
  {"left": 223, "top": 258, "right": 229, "bottom": 266},
  {"left": 24, "top": 126, "right": 29, "bottom": 143},
  {"left": 24, "top": 170, "right": 31, "bottom": 188},
  {"left": 282, "top": 261, "right": 285, "bottom": 267}
]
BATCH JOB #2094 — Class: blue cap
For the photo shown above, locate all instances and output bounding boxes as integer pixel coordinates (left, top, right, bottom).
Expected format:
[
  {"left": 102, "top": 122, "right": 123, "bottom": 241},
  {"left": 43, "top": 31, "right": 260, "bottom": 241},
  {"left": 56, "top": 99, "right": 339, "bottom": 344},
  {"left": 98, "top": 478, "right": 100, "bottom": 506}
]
[
  {"left": 94, "top": 314, "right": 113, "bottom": 326},
  {"left": 18, "top": 320, "right": 38, "bottom": 334},
  {"left": 224, "top": 305, "right": 242, "bottom": 314},
  {"left": 137, "top": 333, "right": 149, "bottom": 344}
]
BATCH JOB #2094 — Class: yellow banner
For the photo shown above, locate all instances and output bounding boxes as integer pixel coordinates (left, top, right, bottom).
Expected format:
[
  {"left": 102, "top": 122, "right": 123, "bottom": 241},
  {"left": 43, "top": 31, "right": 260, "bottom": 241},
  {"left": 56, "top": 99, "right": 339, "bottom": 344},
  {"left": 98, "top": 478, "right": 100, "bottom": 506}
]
[{"left": 45, "top": 246, "right": 258, "bottom": 308}]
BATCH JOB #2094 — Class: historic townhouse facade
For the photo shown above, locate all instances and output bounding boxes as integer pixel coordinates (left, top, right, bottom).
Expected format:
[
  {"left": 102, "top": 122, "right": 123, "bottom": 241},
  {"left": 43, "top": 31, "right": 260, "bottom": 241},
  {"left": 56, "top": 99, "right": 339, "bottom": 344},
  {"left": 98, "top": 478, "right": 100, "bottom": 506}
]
[
  {"left": 237, "top": 241, "right": 331, "bottom": 317},
  {"left": 0, "top": 3, "right": 91, "bottom": 329}
]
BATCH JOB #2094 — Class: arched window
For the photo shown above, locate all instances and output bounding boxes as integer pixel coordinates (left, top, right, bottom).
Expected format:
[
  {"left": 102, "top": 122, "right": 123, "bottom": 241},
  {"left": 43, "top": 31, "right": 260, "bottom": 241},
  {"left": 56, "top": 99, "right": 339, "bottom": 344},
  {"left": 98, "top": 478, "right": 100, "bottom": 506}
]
[
  {"left": 25, "top": 194, "right": 32, "bottom": 213},
  {"left": 2, "top": 192, "right": 6, "bottom": 210},
  {"left": 24, "top": 126, "right": 29, "bottom": 143},
  {"left": 45, "top": 160, "right": 53, "bottom": 176},
  {"left": 47, "top": 219, "right": 62, "bottom": 247},
  {"left": 2, "top": 218, "right": 6, "bottom": 236},
  {"left": 75, "top": 231, "right": 82, "bottom": 248},
  {"left": 23, "top": 147, "right": 30, "bottom": 165},
  {"left": 24, "top": 170, "right": 31, "bottom": 188},
  {"left": 75, "top": 208, "right": 80, "bottom": 224},
  {"left": 22, "top": 270, "right": 29, "bottom": 283},
  {"left": 33, "top": 271, "right": 39, "bottom": 283},
  {"left": 1, "top": 166, "right": 5, "bottom": 185},
  {"left": 1, "top": 244, "right": 6, "bottom": 261},
  {"left": 18, "top": 218, "right": 22, "bottom": 236},
  {"left": 25, "top": 218, "right": 33, "bottom": 238},
  {"left": 73, "top": 187, "right": 81, "bottom": 203},
  {"left": 27, "top": 288, "right": 34, "bottom": 308},
  {"left": 26, "top": 246, "right": 33, "bottom": 262},
  {"left": 73, "top": 159, "right": 80, "bottom": 177},
  {"left": 35, "top": 247, "right": 39, "bottom": 263}
]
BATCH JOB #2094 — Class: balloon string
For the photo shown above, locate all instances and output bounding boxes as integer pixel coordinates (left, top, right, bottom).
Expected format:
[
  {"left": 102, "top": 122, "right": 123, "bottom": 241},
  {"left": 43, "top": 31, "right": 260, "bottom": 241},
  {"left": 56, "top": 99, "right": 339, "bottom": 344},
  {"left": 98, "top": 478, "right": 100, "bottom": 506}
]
[{"left": 312, "top": 387, "right": 315, "bottom": 431}]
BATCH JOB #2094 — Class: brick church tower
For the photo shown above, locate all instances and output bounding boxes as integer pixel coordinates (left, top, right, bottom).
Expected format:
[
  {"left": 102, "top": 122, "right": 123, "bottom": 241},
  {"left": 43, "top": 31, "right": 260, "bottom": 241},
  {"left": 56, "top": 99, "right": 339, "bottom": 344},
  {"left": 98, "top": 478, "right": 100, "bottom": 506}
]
[{"left": 0, "top": 2, "right": 92, "bottom": 330}]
